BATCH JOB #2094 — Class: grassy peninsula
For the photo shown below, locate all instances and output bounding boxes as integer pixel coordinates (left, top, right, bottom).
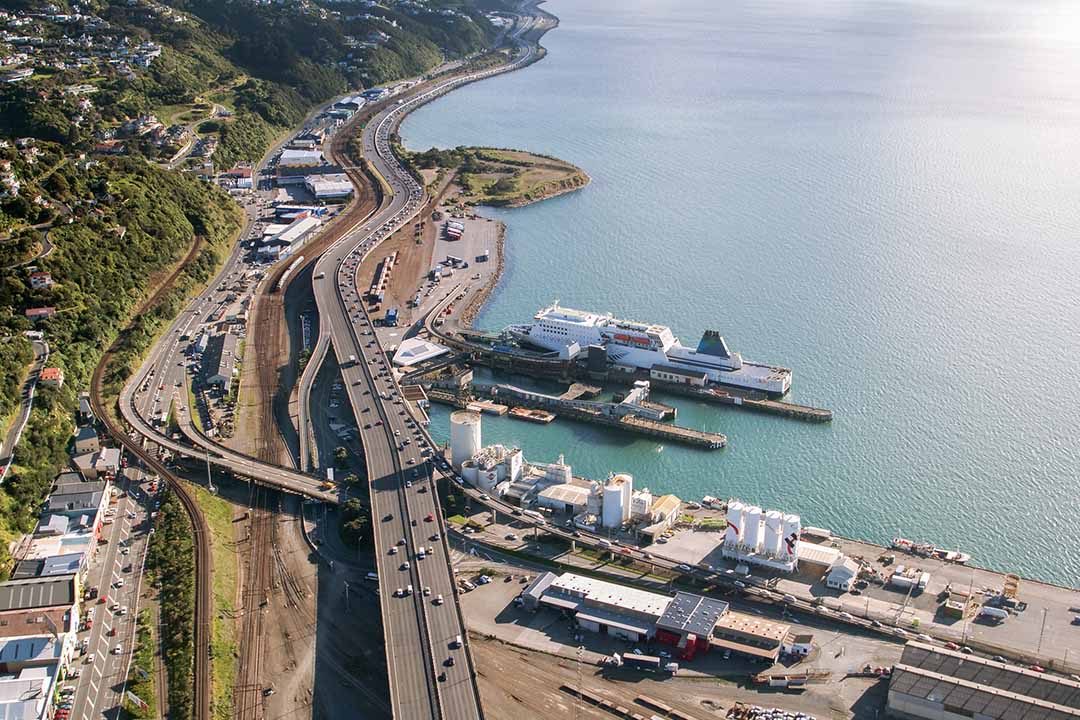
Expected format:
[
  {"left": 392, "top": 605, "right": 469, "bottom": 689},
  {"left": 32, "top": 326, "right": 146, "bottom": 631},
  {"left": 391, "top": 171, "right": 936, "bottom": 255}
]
[{"left": 405, "top": 146, "right": 590, "bottom": 207}]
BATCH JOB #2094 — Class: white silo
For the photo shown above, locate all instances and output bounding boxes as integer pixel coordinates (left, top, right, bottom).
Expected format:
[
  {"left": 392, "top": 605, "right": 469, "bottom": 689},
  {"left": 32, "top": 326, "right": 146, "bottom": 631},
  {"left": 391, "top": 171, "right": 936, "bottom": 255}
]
[
  {"left": 763, "top": 511, "right": 784, "bottom": 557},
  {"left": 781, "top": 514, "right": 802, "bottom": 558},
  {"left": 602, "top": 473, "right": 633, "bottom": 528},
  {"left": 742, "top": 506, "right": 763, "bottom": 553},
  {"left": 449, "top": 410, "right": 481, "bottom": 470},
  {"left": 725, "top": 501, "right": 744, "bottom": 547}
]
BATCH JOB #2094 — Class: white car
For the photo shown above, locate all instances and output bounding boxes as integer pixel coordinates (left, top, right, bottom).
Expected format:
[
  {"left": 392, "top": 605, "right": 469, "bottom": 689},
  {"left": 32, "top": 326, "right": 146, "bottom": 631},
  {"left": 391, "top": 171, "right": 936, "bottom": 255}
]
[{"left": 112, "top": 645, "right": 123, "bottom": 655}]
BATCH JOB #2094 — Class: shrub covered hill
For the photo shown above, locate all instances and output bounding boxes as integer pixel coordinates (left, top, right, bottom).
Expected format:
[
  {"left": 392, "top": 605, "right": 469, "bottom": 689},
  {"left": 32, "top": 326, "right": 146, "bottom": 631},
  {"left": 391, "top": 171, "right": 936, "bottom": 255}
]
[{"left": 0, "top": 0, "right": 514, "bottom": 575}]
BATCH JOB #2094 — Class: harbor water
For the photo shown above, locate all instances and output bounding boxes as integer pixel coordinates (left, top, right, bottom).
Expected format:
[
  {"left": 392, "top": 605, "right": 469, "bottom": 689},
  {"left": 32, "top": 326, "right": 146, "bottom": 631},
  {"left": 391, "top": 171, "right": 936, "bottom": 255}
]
[{"left": 401, "top": 0, "right": 1080, "bottom": 585}]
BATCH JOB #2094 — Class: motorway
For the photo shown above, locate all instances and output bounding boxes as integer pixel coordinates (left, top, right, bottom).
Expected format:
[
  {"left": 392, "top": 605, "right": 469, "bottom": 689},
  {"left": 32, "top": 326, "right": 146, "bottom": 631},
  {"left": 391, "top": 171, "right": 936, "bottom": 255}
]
[{"left": 304, "top": 27, "right": 544, "bottom": 720}]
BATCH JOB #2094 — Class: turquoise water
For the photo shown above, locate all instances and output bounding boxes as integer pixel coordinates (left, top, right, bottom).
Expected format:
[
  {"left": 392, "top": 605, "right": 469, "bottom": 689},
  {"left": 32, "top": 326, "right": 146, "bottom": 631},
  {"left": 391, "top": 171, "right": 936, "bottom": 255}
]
[{"left": 402, "top": 0, "right": 1080, "bottom": 585}]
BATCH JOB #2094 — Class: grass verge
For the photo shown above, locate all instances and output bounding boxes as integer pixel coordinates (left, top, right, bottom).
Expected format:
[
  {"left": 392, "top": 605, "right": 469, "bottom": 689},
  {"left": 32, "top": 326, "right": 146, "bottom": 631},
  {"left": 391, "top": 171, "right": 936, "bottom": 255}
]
[
  {"left": 123, "top": 608, "right": 160, "bottom": 718},
  {"left": 188, "top": 483, "right": 240, "bottom": 720}
]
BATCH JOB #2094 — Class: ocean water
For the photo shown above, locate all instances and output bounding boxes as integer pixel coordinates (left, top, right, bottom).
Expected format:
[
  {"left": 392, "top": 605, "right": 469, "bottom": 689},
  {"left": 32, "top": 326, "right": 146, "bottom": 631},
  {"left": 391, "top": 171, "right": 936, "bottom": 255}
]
[{"left": 401, "top": 0, "right": 1080, "bottom": 585}]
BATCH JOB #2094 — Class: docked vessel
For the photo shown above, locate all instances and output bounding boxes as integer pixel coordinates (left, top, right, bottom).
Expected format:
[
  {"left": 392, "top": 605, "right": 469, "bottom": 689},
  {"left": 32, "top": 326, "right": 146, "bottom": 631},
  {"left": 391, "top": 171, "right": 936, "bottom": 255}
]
[
  {"left": 508, "top": 303, "right": 791, "bottom": 395},
  {"left": 508, "top": 407, "right": 556, "bottom": 424}
]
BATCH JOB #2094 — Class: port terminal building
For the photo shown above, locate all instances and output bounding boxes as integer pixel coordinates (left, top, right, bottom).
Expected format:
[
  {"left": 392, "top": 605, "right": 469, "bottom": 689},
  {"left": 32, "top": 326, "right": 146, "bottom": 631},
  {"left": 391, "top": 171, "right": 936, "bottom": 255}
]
[
  {"left": 887, "top": 641, "right": 1080, "bottom": 720},
  {"left": 450, "top": 411, "right": 683, "bottom": 535},
  {"left": 522, "top": 572, "right": 796, "bottom": 663}
]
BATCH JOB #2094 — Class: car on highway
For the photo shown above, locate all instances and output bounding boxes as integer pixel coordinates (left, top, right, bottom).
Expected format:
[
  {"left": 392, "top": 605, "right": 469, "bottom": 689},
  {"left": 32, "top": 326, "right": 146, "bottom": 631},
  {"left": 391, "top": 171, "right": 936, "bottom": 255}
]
[{"left": 400, "top": 562, "right": 410, "bottom": 571}]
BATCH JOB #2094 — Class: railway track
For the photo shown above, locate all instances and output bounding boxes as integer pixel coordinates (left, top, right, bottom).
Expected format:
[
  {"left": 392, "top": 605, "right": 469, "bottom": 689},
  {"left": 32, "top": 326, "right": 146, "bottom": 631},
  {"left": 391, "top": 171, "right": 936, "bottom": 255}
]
[{"left": 235, "top": 483, "right": 274, "bottom": 720}]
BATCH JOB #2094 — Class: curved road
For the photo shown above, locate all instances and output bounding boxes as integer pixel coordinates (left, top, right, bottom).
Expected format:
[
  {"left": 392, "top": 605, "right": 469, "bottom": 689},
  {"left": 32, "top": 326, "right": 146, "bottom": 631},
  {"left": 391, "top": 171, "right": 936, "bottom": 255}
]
[{"left": 0, "top": 338, "right": 47, "bottom": 483}]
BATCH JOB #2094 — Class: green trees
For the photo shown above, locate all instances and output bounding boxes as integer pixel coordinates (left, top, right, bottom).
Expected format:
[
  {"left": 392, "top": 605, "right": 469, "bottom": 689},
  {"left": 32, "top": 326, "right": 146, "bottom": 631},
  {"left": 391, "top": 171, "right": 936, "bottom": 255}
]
[
  {"left": 340, "top": 498, "right": 370, "bottom": 547},
  {"left": 147, "top": 490, "right": 196, "bottom": 720},
  {"left": 333, "top": 446, "right": 349, "bottom": 468}
]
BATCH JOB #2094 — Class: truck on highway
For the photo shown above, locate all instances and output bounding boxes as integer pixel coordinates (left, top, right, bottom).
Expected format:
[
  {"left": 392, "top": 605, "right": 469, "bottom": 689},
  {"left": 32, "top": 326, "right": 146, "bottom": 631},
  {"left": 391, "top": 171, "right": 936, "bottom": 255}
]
[{"left": 347, "top": 354, "right": 357, "bottom": 366}]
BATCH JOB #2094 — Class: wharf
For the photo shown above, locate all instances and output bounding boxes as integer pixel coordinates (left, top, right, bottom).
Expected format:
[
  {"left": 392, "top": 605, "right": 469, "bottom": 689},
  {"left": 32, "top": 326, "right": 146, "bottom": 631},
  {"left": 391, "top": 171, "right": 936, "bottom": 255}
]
[
  {"left": 652, "top": 380, "right": 832, "bottom": 423},
  {"left": 559, "top": 383, "right": 600, "bottom": 401},
  {"left": 466, "top": 399, "right": 507, "bottom": 416},
  {"left": 427, "top": 386, "right": 726, "bottom": 450}
]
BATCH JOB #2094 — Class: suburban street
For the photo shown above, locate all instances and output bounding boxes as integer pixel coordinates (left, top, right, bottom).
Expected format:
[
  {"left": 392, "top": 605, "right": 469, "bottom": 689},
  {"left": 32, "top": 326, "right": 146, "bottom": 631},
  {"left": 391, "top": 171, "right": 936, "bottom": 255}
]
[{"left": 67, "top": 466, "right": 156, "bottom": 720}]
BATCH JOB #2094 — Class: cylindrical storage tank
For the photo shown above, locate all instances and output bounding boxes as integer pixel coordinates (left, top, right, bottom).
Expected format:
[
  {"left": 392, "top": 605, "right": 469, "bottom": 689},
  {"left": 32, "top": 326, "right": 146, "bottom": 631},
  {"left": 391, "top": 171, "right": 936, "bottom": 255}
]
[
  {"left": 725, "top": 501, "right": 744, "bottom": 547},
  {"left": 449, "top": 410, "right": 481, "bottom": 470},
  {"left": 742, "top": 506, "right": 763, "bottom": 552},
  {"left": 602, "top": 474, "right": 632, "bottom": 528},
  {"left": 763, "top": 510, "right": 784, "bottom": 556},
  {"left": 782, "top": 514, "right": 802, "bottom": 558}
]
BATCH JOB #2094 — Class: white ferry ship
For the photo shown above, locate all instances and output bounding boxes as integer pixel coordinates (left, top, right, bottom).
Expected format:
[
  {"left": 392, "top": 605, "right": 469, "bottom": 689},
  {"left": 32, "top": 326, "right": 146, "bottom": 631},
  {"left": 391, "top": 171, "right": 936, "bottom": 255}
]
[{"left": 508, "top": 303, "right": 792, "bottom": 395}]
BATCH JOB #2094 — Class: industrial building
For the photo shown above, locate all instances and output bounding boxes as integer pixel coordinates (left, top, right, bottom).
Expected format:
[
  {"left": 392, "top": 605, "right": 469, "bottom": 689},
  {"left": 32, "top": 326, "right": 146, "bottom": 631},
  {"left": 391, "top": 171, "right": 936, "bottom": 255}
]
[
  {"left": 451, "top": 411, "right": 683, "bottom": 532},
  {"left": 825, "top": 556, "right": 860, "bottom": 591},
  {"left": 522, "top": 572, "right": 795, "bottom": 663},
  {"left": 711, "top": 611, "right": 791, "bottom": 663},
  {"left": 207, "top": 332, "right": 239, "bottom": 388},
  {"left": 257, "top": 215, "right": 322, "bottom": 259},
  {"left": 392, "top": 337, "right": 451, "bottom": 367},
  {"left": 887, "top": 641, "right": 1080, "bottom": 720},
  {"left": 278, "top": 148, "right": 324, "bottom": 167},
  {"left": 722, "top": 499, "right": 803, "bottom": 572},
  {"left": 305, "top": 173, "right": 353, "bottom": 200}
]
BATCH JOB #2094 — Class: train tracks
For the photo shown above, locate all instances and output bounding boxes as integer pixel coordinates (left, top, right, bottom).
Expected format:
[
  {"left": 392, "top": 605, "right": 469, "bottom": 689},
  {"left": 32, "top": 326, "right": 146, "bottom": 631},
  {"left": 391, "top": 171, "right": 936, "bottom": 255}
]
[{"left": 235, "top": 483, "right": 274, "bottom": 720}]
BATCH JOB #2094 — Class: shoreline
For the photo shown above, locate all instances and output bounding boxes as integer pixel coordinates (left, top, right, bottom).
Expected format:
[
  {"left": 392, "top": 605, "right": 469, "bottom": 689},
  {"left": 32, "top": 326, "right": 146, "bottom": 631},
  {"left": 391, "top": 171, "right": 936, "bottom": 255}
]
[{"left": 404, "top": 9, "right": 1076, "bottom": 593}]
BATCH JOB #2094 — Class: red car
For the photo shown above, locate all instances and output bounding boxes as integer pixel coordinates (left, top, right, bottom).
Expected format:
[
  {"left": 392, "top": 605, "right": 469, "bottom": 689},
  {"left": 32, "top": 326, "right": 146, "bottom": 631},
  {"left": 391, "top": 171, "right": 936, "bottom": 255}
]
[
  {"left": 1030, "top": 665, "right": 1046, "bottom": 673},
  {"left": 425, "top": 513, "right": 434, "bottom": 522}
]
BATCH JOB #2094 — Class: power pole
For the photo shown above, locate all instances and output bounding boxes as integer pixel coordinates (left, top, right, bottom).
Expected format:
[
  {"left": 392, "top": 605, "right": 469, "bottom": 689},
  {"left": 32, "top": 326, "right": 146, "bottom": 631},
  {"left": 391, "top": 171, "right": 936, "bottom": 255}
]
[
  {"left": 205, "top": 449, "right": 216, "bottom": 494},
  {"left": 1037, "top": 608, "right": 1049, "bottom": 656}
]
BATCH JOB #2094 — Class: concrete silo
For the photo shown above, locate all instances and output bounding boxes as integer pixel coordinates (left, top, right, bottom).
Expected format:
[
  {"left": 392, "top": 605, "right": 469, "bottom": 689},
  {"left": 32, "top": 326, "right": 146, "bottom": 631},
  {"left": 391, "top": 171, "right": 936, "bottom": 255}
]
[
  {"left": 449, "top": 410, "right": 481, "bottom": 470},
  {"left": 763, "top": 510, "right": 784, "bottom": 557},
  {"left": 742, "top": 506, "right": 763, "bottom": 553},
  {"left": 602, "top": 473, "right": 633, "bottom": 529},
  {"left": 782, "top": 514, "right": 802, "bottom": 558},
  {"left": 724, "top": 501, "right": 744, "bottom": 547}
]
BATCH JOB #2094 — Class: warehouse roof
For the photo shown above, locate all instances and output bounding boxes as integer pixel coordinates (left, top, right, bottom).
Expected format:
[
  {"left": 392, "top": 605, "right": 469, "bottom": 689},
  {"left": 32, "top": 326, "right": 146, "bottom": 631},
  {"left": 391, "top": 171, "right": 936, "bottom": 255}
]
[
  {"left": 536, "top": 483, "right": 592, "bottom": 506},
  {"left": 890, "top": 664, "right": 1080, "bottom": 720},
  {"left": 0, "top": 576, "right": 75, "bottom": 611},
  {"left": 650, "top": 494, "right": 681, "bottom": 520},
  {"left": 392, "top": 337, "right": 450, "bottom": 367},
  {"left": 714, "top": 611, "right": 790, "bottom": 643},
  {"left": 899, "top": 642, "right": 1080, "bottom": 709},
  {"left": 0, "top": 636, "right": 63, "bottom": 665},
  {"left": 656, "top": 592, "right": 728, "bottom": 638},
  {"left": 796, "top": 540, "right": 841, "bottom": 567},
  {"left": 278, "top": 148, "right": 323, "bottom": 166},
  {"left": 549, "top": 573, "right": 671, "bottom": 619},
  {"left": 45, "top": 490, "right": 102, "bottom": 513}
]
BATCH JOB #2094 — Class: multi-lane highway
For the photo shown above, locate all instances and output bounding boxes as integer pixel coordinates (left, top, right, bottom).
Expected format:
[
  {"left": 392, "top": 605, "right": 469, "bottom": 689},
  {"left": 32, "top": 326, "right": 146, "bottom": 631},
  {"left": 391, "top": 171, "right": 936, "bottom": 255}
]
[
  {"left": 114, "top": 10, "right": 545, "bottom": 719},
  {"left": 304, "top": 32, "right": 542, "bottom": 720}
]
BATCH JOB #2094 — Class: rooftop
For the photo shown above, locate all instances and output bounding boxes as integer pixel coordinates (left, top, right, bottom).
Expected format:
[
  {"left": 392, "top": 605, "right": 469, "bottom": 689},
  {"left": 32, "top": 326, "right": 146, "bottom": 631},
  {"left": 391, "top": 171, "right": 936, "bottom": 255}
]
[
  {"left": 713, "top": 611, "right": 790, "bottom": 643},
  {"left": 392, "top": 337, "right": 450, "bottom": 367},
  {"left": 549, "top": 572, "right": 671, "bottom": 619},
  {"left": 898, "top": 641, "right": 1080, "bottom": 709},
  {"left": 0, "top": 576, "right": 75, "bottom": 611},
  {"left": 537, "top": 483, "right": 592, "bottom": 506},
  {"left": 890, "top": 664, "right": 1080, "bottom": 720},
  {"left": 656, "top": 592, "right": 729, "bottom": 638}
]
